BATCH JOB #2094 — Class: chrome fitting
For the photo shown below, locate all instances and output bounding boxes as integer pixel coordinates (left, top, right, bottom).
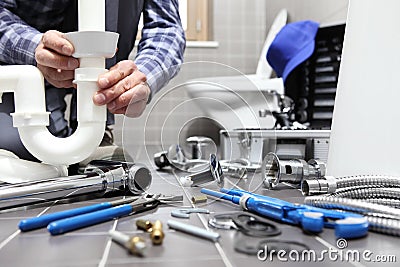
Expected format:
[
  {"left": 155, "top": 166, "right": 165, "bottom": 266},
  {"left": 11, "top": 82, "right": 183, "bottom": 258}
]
[
  {"left": 153, "top": 151, "right": 170, "bottom": 169},
  {"left": 125, "top": 165, "right": 152, "bottom": 194},
  {"left": 180, "top": 154, "right": 224, "bottom": 187},
  {"left": 301, "top": 175, "right": 337, "bottom": 196},
  {"left": 262, "top": 152, "right": 326, "bottom": 189},
  {"left": 222, "top": 165, "right": 247, "bottom": 179},
  {"left": 186, "top": 136, "right": 215, "bottom": 160}
]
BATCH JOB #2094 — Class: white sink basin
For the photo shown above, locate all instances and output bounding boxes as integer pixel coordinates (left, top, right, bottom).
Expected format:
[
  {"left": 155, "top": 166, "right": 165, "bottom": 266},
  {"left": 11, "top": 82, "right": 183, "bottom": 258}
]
[{"left": 184, "top": 9, "right": 287, "bottom": 130}]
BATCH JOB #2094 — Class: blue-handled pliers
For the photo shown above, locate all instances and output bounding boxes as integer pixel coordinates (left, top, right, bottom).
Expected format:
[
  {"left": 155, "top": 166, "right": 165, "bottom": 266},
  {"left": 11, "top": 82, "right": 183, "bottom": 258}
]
[
  {"left": 19, "top": 194, "right": 182, "bottom": 235},
  {"left": 201, "top": 188, "right": 368, "bottom": 239}
]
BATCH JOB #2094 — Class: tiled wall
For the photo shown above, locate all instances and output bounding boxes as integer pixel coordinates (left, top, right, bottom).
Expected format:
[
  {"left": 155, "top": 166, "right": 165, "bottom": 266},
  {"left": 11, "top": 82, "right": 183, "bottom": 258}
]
[{"left": 115, "top": 0, "right": 349, "bottom": 152}]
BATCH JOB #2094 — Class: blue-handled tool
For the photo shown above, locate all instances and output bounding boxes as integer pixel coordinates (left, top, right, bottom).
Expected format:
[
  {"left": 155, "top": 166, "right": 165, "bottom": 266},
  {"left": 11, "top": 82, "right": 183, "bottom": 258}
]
[
  {"left": 200, "top": 188, "right": 368, "bottom": 239},
  {"left": 47, "top": 196, "right": 160, "bottom": 235},
  {"left": 18, "top": 194, "right": 183, "bottom": 234},
  {"left": 18, "top": 196, "right": 142, "bottom": 231},
  {"left": 46, "top": 194, "right": 183, "bottom": 235}
]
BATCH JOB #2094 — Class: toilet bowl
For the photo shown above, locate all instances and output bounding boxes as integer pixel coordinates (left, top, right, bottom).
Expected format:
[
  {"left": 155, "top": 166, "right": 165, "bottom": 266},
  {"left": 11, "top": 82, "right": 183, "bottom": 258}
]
[{"left": 185, "top": 75, "right": 284, "bottom": 130}]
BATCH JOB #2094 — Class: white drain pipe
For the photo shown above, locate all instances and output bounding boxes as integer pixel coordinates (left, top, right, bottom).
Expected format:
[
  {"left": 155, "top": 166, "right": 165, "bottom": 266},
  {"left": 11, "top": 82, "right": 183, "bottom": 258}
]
[{"left": 0, "top": 0, "right": 118, "bottom": 170}]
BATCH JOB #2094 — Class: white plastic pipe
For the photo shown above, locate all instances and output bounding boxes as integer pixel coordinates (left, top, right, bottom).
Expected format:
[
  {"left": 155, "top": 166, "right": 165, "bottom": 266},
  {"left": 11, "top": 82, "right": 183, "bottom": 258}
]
[
  {"left": 327, "top": 0, "right": 400, "bottom": 176},
  {"left": 0, "top": 65, "right": 105, "bottom": 166},
  {"left": 78, "top": 0, "right": 105, "bottom": 32},
  {"left": 0, "top": 0, "right": 109, "bottom": 167}
]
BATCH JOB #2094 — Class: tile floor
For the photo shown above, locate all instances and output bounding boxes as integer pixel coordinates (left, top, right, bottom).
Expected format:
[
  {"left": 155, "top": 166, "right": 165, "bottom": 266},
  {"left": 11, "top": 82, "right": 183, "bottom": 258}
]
[{"left": 0, "top": 147, "right": 398, "bottom": 267}]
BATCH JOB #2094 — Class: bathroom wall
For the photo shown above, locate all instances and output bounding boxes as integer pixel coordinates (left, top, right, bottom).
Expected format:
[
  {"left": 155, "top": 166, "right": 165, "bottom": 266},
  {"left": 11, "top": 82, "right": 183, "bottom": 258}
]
[{"left": 115, "top": 0, "right": 349, "bottom": 151}]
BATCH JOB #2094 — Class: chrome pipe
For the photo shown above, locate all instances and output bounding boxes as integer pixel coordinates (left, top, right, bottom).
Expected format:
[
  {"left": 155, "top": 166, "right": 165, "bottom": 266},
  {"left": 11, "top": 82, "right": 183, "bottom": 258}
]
[{"left": 0, "top": 164, "right": 152, "bottom": 210}]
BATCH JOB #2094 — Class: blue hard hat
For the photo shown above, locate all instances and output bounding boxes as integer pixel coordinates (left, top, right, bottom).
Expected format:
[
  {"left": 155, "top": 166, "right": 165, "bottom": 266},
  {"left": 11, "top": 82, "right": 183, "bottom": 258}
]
[{"left": 267, "top": 20, "right": 319, "bottom": 81}]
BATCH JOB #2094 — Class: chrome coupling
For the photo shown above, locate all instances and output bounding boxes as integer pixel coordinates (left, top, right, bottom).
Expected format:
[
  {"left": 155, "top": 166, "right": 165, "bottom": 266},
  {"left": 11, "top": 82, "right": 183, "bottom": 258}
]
[
  {"left": 301, "top": 175, "right": 337, "bottom": 196},
  {"left": 262, "top": 152, "right": 326, "bottom": 189}
]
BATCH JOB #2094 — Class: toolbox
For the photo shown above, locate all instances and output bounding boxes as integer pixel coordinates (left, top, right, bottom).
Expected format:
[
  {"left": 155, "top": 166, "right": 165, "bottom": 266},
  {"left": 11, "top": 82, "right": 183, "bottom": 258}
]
[
  {"left": 285, "top": 23, "right": 346, "bottom": 129},
  {"left": 220, "top": 129, "right": 330, "bottom": 164}
]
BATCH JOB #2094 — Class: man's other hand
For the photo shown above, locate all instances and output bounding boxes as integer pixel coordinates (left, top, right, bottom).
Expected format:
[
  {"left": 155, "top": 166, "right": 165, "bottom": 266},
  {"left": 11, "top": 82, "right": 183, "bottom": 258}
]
[{"left": 93, "top": 60, "right": 150, "bottom": 118}]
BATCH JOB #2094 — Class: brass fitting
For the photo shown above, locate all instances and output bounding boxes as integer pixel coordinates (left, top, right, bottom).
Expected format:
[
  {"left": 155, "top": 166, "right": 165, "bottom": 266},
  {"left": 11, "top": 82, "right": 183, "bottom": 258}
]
[
  {"left": 150, "top": 220, "right": 164, "bottom": 245},
  {"left": 108, "top": 230, "right": 146, "bottom": 257},
  {"left": 136, "top": 219, "right": 153, "bottom": 232},
  {"left": 127, "top": 236, "right": 147, "bottom": 256},
  {"left": 191, "top": 195, "right": 208, "bottom": 204}
]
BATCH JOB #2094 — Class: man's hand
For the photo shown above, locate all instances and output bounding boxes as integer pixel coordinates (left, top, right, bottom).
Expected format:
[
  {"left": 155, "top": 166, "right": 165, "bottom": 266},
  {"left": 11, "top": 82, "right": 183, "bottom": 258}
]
[
  {"left": 93, "top": 60, "right": 150, "bottom": 117},
  {"left": 35, "top": 30, "right": 79, "bottom": 88}
]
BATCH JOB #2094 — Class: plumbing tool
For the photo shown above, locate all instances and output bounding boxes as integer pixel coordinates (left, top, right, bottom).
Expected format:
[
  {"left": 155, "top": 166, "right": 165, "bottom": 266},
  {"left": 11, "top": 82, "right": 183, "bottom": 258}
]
[
  {"left": 221, "top": 165, "right": 247, "bottom": 179},
  {"left": 208, "top": 212, "right": 281, "bottom": 237},
  {"left": 301, "top": 174, "right": 400, "bottom": 196},
  {"left": 191, "top": 195, "right": 208, "bottom": 204},
  {"left": 20, "top": 194, "right": 181, "bottom": 234},
  {"left": 153, "top": 151, "right": 170, "bottom": 169},
  {"left": 302, "top": 174, "right": 400, "bottom": 236},
  {"left": 46, "top": 194, "right": 182, "bottom": 235},
  {"left": 171, "top": 208, "right": 210, "bottom": 219},
  {"left": 19, "top": 194, "right": 146, "bottom": 231},
  {"left": 154, "top": 136, "right": 216, "bottom": 172},
  {"left": 262, "top": 152, "right": 326, "bottom": 189},
  {"left": 179, "top": 154, "right": 224, "bottom": 187},
  {"left": 154, "top": 146, "right": 208, "bottom": 172},
  {"left": 109, "top": 230, "right": 146, "bottom": 256},
  {"left": 136, "top": 219, "right": 165, "bottom": 245},
  {"left": 167, "top": 220, "right": 220, "bottom": 242},
  {"left": 150, "top": 220, "right": 164, "bottom": 245},
  {"left": 200, "top": 188, "right": 369, "bottom": 239},
  {"left": 186, "top": 136, "right": 216, "bottom": 160},
  {"left": 220, "top": 158, "right": 260, "bottom": 173},
  {"left": 136, "top": 219, "right": 153, "bottom": 232},
  {"left": 0, "top": 163, "right": 152, "bottom": 211}
]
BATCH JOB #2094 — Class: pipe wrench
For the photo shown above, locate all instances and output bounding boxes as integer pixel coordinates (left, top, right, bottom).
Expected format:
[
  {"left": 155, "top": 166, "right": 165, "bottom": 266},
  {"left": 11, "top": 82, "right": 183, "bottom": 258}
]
[{"left": 201, "top": 188, "right": 368, "bottom": 239}]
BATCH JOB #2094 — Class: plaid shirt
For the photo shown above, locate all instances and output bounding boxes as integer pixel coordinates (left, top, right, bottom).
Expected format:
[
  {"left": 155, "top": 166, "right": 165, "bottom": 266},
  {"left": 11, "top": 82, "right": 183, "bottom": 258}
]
[{"left": 0, "top": 0, "right": 185, "bottom": 94}]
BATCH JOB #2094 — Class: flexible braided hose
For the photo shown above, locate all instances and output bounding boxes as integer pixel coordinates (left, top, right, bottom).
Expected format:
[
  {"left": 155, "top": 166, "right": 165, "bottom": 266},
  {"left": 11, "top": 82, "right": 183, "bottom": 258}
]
[
  {"left": 335, "top": 175, "right": 400, "bottom": 189},
  {"left": 305, "top": 196, "right": 400, "bottom": 217},
  {"left": 365, "top": 215, "right": 400, "bottom": 236},
  {"left": 365, "top": 198, "right": 400, "bottom": 208},
  {"left": 304, "top": 195, "right": 400, "bottom": 236},
  {"left": 332, "top": 186, "right": 400, "bottom": 200}
]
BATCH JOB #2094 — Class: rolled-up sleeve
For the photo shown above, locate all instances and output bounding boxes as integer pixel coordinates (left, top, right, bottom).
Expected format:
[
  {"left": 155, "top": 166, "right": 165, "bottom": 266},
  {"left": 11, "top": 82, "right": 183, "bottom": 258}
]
[
  {"left": 134, "top": 0, "right": 186, "bottom": 96},
  {"left": 0, "top": 4, "right": 42, "bottom": 65}
]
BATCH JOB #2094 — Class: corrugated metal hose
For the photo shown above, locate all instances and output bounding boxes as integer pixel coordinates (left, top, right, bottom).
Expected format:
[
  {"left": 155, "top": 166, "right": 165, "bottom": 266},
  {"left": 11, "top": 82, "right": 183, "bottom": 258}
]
[{"left": 304, "top": 175, "right": 400, "bottom": 236}]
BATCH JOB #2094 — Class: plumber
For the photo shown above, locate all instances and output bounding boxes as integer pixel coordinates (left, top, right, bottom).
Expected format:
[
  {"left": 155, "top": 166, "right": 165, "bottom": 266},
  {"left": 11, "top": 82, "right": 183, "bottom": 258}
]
[{"left": 0, "top": 0, "right": 186, "bottom": 163}]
